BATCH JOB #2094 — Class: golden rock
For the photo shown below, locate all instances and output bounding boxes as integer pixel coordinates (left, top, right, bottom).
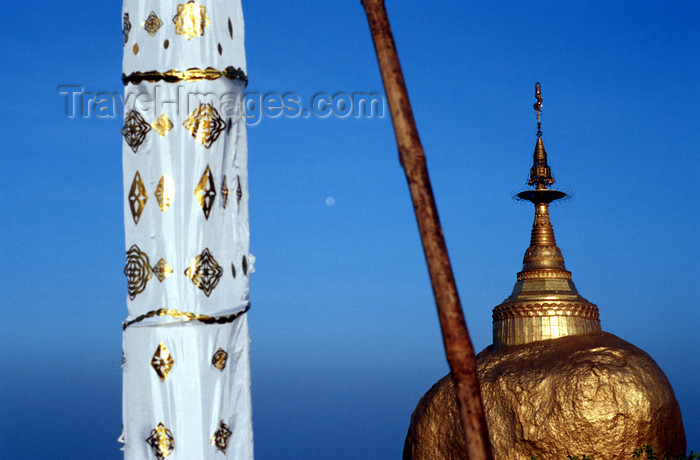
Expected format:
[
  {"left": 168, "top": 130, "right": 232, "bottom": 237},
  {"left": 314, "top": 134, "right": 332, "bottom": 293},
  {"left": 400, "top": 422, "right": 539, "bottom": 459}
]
[
  {"left": 404, "top": 332, "right": 686, "bottom": 459},
  {"left": 404, "top": 85, "right": 686, "bottom": 459}
]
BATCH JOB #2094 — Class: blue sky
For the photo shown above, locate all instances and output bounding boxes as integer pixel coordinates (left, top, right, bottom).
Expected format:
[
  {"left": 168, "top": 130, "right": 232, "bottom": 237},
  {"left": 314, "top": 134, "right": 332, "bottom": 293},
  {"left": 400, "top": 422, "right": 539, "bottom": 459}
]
[{"left": 1, "top": 1, "right": 698, "bottom": 458}]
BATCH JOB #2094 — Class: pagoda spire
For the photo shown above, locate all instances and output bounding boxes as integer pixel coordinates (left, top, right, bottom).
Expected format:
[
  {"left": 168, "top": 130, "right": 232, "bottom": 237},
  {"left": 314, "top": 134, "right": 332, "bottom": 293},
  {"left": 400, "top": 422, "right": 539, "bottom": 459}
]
[
  {"left": 528, "top": 82, "right": 555, "bottom": 190},
  {"left": 492, "top": 83, "right": 601, "bottom": 347}
]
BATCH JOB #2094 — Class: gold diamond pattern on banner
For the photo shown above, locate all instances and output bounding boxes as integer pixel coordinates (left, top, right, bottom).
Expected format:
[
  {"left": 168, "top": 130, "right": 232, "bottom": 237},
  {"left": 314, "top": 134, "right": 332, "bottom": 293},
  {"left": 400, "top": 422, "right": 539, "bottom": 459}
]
[
  {"left": 236, "top": 175, "right": 243, "bottom": 207},
  {"left": 151, "top": 114, "right": 173, "bottom": 137},
  {"left": 212, "top": 348, "right": 228, "bottom": 371},
  {"left": 173, "top": 1, "right": 210, "bottom": 40},
  {"left": 152, "top": 258, "right": 173, "bottom": 282},
  {"left": 194, "top": 165, "right": 216, "bottom": 219},
  {"left": 146, "top": 422, "right": 174, "bottom": 459},
  {"left": 124, "top": 244, "right": 152, "bottom": 300},
  {"left": 221, "top": 175, "right": 229, "bottom": 209},
  {"left": 155, "top": 174, "right": 175, "bottom": 212},
  {"left": 182, "top": 103, "right": 226, "bottom": 149},
  {"left": 151, "top": 342, "right": 174, "bottom": 382},
  {"left": 128, "top": 171, "right": 148, "bottom": 224},
  {"left": 184, "top": 248, "right": 223, "bottom": 297},
  {"left": 121, "top": 110, "right": 151, "bottom": 153},
  {"left": 141, "top": 11, "right": 163, "bottom": 36},
  {"left": 210, "top": 420, "right": 232, "bottom": 454}
]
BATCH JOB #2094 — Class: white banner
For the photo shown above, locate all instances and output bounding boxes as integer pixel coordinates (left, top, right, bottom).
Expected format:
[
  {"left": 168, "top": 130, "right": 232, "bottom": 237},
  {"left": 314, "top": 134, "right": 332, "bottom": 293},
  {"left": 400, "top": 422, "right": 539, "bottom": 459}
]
[{"left": 121, "top": 1, "right": 252, "bottom": 458}]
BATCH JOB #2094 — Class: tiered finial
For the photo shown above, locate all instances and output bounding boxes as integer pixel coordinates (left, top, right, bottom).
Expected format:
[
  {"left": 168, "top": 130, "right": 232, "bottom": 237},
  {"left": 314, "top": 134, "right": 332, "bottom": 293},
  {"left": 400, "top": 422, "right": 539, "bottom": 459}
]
[{"left": 521, "top": 83, "right": 563, "bottom": 199}]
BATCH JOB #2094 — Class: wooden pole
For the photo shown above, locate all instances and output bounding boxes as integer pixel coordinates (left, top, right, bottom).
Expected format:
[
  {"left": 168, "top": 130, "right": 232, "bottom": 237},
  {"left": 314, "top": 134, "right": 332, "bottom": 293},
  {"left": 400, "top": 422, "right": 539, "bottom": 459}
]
[{"left": 360, "top": 1, "right": 493, "bottom": 459}]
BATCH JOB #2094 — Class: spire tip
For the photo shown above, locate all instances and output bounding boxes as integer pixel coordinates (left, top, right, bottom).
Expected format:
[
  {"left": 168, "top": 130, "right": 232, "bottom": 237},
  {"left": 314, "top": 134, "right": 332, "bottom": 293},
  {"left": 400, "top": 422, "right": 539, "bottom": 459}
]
[{"left": 534, "top": 82, "right": 543, "bottom": 138}]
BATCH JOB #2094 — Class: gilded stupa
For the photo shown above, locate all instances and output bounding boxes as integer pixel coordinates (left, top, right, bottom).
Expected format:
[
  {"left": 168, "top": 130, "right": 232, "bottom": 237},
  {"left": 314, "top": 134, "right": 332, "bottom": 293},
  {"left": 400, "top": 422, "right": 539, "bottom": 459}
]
[
  {"left": 403, "top": 84, "right": 686, "bottom": 459},
  {"left": 493, "top": 83, "right": 600, "bottom": 346}
]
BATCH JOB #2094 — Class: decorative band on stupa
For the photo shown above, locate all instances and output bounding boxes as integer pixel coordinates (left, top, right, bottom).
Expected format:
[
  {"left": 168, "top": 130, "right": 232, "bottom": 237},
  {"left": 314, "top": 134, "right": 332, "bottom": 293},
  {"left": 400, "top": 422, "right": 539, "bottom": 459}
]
[{"left": 492, "top": 83, "right": 601, "bottom": 347}]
